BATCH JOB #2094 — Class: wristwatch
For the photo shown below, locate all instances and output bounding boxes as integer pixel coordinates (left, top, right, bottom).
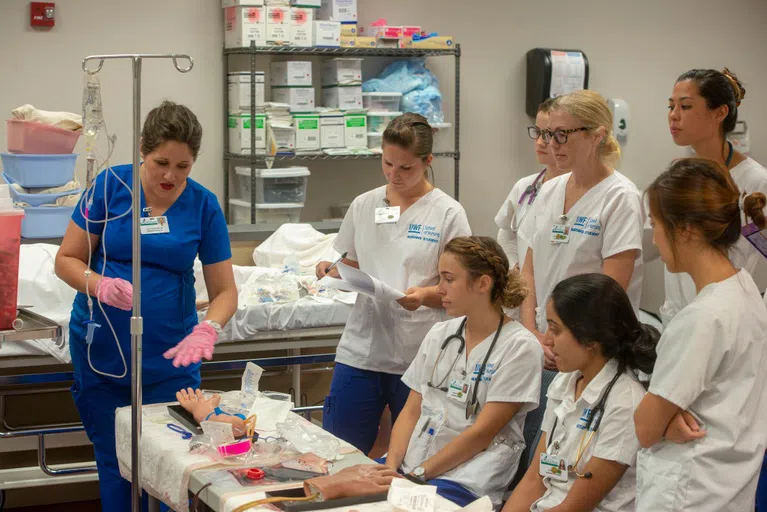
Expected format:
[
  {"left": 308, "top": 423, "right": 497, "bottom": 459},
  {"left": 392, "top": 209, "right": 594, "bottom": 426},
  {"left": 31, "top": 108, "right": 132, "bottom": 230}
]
[{"left": 412, "top": 466, "right": 426, "bottom": 480}]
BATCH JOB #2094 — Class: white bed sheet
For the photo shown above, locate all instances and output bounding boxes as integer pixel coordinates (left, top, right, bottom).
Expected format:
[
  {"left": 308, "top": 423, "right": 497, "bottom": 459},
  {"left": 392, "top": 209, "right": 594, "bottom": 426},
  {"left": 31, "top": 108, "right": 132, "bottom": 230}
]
[{"left": 3, "top": 245, "right": 352, "bottom": 362}]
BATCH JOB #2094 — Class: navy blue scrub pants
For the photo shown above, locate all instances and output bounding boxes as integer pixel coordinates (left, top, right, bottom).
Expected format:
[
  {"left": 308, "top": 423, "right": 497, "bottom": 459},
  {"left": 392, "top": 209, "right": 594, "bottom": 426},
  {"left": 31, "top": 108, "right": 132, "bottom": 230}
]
[{"left": 323, "top": 362, "right": 410, "bottom": 455}]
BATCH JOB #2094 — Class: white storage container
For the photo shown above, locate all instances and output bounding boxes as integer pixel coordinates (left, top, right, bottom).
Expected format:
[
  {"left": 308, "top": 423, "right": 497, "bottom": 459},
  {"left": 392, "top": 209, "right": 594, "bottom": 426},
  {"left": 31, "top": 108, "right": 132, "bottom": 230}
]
[
  {"left": 362, "top": 92, "right": 402, "bottom": 112},
  {"left": 366, "top": 111, "right": 402, "bottom": 132},
  {"left": 367, "top": 132, "right": 383, "bottom": 150},
  {"left": 290, "top": 6, "right": 314, "bottom": 47},
  {"left": 229, "top": 199, "right": 303, "bottom": 225},
  {"left": 234, "top": 166, "right": 310, "bottom": 203},
  {"left": 228, "top": 72, "right": 265, "bottom": 112},
  {"left": 224, "top": 6, "right": 266, "bottom": 48},
  {"left": 432, "top": 122, "right": 453, "bottom": 152}
]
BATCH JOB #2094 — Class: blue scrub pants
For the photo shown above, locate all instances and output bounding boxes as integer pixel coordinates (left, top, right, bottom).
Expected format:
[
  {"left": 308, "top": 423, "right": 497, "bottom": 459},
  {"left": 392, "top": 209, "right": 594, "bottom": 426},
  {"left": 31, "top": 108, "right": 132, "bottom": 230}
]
[
  {"left": 373, "top": 458, "right": 478, "bottom": 507},
  {"left": 757, "top": 451, "right": 767, "bottom": 512},
  {"left": 71, "top": 341, "right": 199, "bottom": 512},
  {"left": 323, "top": 362, "right": 410, "bottom": 455}
]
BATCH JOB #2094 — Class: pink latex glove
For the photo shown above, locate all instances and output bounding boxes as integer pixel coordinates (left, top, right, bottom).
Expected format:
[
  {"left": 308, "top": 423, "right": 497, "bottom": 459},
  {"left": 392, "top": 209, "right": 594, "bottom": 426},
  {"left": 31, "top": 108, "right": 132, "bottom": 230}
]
[
  {"left": 163, "top": 322, "right": 218, "bottom": 368},
  {"left": 96, "top": 277, "right": 133, "bottom": 311}
]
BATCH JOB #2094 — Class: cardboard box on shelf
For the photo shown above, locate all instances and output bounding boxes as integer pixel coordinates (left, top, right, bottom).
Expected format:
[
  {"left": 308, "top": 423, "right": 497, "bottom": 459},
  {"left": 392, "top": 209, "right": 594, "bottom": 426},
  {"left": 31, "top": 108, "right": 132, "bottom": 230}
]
[
  {"left": 290, "top": 6, "right": 314, "bottom": 47},
  {"left": 353, "top": 36, "right": 376, "bottom": 48},
  {"left": 272, "top": 87, "right": 316, "bottom": 112},
  {"left": 340, "top": 36, "right": 355, "bottom": 48},
  {"left": 402, "top": 26, "right": 422, "bottom": 38},
  {"left": 294, "top": 114, "right": 321, "bottom": 151},
  {"left": 399, "top": 35, "right": 455, "bottom": 49},
  {"left": 313, "top": 20, "right": 341, "bottom": 47},
  {"left": 290, "top": 0, "right": 320, "bottom": 5},
  {"left": 222, "top": 0, "right": 264, "bottom": 7},
  {"left": 321, "top": 58, "right": 362, "bottom": 86},
  {"left": 228, "top": 72, "right": 266, "bottom": 111},
  {"left": 322, "top": 85, "right": 362, "bottom": 110},
  {"left": 266, "top": 5, "right": 290, "bottom": 44},
  {"left": 270, "top": 61, "right": 312, "bottom": 86},
  {"left": 224, "top": 6, "right": 266, "bottom": 48},
  {"left": 318, "top": 0, "right": 356, "bottom": 21},
  {"left": 344, "top": 113, "right": 367, "bottom": 147},
  {"left": 340, "top": 22, "right": 357, "bottom": 37},
  {"left": 229, "top": 113, "right": 266, "bottom": 153},
  {"left": 320, "top": 113, "right": 345, "bottom": 148}
]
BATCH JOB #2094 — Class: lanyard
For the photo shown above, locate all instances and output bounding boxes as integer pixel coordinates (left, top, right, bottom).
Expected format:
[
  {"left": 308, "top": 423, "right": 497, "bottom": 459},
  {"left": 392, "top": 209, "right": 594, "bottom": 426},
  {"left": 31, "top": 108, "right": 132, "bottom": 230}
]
[
  {"left": 510, "top": 170, "right": 546, "bottom": 232},
  {"left": 725, "top": 141, "right": 734, "bottom": 168}
]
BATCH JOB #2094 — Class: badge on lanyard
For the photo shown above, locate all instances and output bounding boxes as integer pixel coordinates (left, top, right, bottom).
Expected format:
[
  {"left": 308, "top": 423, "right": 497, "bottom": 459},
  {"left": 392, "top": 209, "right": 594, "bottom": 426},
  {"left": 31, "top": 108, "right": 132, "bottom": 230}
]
[
  {"left": 539, "top": 453, "right": 569, "bottom": 482},
  {"left": 446, "top": 378, "right": 470, "bottom": 403},
  {"left": 140, "top": 216, "right": 170, "bottom": 235},
  {"left": 549, "top": 223, "right": 570, "bottom": 244},
  {"left": 375, "top": 206, "right": 400, "bottom": 224}
]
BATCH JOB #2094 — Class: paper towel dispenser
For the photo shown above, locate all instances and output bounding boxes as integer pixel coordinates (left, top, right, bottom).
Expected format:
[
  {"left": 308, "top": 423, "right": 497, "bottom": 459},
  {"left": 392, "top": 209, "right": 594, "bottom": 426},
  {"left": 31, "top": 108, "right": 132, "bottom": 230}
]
[{"left": 526, "top": 48, "right": 590, "bottom": 117}]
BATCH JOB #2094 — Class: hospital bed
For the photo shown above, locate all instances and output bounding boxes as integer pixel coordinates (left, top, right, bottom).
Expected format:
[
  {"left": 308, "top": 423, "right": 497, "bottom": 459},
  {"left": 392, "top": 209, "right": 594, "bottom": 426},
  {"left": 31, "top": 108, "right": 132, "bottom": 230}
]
[{"left": 0, "top": 244, "right": 353, "bottom": 507}]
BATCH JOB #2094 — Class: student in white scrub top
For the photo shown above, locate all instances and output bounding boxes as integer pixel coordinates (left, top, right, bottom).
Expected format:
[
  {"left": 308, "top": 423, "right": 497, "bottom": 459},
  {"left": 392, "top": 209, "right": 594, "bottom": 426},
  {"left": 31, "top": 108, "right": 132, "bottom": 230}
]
[
  {"left": 504, "top": 273, "right": 659, "bottom": 512},
  {"left": 518, "top": 90, "right": 644, "bottom": 370},
  {"left": 385, "top": 236, "right": 543, "bottom": 507},
  {"left": 495, "top": 98, "right": 567, "bottom": 270},
  {"left": 660, "top": 67, "right": 767, "bottom": 325},
  {"left": 634, "top": 158, "right": 767, "bottom": 512},
  {"left": 316, "top": 113, "right": 471, "bottom": 455}
]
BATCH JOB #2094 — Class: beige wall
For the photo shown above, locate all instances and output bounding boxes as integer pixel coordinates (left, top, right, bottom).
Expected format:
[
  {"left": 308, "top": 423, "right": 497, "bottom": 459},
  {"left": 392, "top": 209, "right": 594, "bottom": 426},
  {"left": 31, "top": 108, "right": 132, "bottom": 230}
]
[{"left": 2, "top": 0, "right": 766, "bottom": 311}]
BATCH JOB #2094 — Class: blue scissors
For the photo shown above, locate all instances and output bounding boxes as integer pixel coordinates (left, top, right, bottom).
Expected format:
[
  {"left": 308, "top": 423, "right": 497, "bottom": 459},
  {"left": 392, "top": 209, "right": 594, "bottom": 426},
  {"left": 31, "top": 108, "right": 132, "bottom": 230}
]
[{"left": 167, "top": 423, "right": 192, "bottom": 440}]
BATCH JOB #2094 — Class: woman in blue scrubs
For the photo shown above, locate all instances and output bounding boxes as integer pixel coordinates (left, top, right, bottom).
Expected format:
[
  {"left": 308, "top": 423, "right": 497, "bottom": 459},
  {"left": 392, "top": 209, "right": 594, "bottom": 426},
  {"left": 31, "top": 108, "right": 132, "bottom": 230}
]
[{"left": 55, "top": 101, "right": 237, "bottom": 511}]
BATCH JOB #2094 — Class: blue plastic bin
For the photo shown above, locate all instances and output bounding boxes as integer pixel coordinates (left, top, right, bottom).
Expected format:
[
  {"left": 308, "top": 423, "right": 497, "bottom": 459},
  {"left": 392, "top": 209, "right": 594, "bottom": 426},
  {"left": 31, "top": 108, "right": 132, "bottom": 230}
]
[
  {"left": 0, "top": 153, "right": 77, "bottom": 188},
  {"left": 2, "top": 173, "right": 81, "bottom": 207},
  {"left": 20, "top": 205, "right": 75, "bottom": 239}
]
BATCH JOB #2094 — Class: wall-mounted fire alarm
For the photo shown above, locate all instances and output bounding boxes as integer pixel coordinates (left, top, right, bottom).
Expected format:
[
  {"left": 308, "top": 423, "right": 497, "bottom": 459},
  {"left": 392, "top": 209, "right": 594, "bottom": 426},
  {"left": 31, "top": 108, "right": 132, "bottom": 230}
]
[{"left": 30, "top": 2, "right": 56, "bottom": 28}]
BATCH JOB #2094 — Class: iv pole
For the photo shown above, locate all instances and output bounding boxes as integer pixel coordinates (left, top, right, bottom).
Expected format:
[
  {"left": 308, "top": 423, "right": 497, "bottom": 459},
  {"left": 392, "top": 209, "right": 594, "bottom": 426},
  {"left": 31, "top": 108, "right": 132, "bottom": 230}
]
[{"left": 81, "top": 53, "right": 194, "bottom": 512}]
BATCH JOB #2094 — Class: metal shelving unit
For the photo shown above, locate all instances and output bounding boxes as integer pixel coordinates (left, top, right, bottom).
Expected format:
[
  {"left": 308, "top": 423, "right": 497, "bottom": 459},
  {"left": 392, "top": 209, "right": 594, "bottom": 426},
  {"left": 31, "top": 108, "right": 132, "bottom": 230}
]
[{"left": 223, "top": 42, "right": 461, "bottom": 224}]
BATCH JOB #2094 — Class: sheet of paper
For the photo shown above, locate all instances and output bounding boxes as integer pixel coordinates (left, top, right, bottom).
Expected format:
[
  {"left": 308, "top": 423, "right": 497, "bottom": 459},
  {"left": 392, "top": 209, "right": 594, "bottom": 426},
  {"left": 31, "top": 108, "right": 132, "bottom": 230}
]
[
  {"left": 318, "top": 262, "right": 405, "bottom": 302},
  {"left": 549, "top": 50, "right": 586, "bottom": 98},
  {"left": 249, "top": 395, "right": 294, "bottom": 431}
]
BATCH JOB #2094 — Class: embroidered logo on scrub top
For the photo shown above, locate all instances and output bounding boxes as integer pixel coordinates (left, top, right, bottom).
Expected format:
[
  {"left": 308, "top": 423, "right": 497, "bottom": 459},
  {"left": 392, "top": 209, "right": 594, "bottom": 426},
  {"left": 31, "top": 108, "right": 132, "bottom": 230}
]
[
  {"left": 470, "top": 363, "right": 497, "bottom": 382},
  {"left": 407, "top": 224, "right": 441, "bottom": 244},
  {"left": 571, "top": 216, "right": 602, "bottom": 237}
]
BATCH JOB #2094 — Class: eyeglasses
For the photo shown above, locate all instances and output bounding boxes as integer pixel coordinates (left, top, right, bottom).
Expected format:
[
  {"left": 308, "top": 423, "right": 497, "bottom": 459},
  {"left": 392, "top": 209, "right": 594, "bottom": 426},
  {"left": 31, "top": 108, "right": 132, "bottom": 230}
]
[
  {"left": 541, "top": 127, "right": 591, "bottom": 145},
  {"left": 527, "top": 126, "right": 545, "bottom": 140}
]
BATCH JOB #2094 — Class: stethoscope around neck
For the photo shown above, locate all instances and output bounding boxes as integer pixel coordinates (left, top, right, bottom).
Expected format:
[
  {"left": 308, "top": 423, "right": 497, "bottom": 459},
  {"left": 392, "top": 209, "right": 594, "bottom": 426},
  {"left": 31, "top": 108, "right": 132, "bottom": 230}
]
[
  {"left": 427, "top": 315, "right": 505, "bottom": 420},
  {"left": 510, "top": 169, "right": 546, "bottom": 232}
]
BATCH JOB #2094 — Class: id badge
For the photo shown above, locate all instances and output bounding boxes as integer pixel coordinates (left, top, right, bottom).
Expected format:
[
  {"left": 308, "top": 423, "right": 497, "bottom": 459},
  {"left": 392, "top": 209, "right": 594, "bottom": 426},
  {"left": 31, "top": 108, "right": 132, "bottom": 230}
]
[
  {"left": 742, "top": 223, "right": 767, "bottom": 259},
  {"left": 539, "top": 453, "right": 569, "bottom": 482},
  {"left": 446, "top": 378, "right": 469, "bottom": 403},
  {"left": 549, "top": 223, "right": 570, "bottom": 244},
  {"left": 375, "top": 206, "right": 400, "bottom": 224},
  {"left": 140, "top": 216, "right": 170, "bottom": 235}
]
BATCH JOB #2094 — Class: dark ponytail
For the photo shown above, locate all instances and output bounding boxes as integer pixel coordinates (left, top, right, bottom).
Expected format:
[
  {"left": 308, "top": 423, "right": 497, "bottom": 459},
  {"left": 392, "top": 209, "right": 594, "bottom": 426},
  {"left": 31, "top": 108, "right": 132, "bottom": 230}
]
[{"left": 550, "top": 274, "right": 659, "bottom": 382}]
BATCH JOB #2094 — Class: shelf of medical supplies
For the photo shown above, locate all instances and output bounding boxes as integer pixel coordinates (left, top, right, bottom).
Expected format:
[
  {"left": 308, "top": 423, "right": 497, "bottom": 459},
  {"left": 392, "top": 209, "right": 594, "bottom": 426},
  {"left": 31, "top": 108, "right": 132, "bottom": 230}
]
[
  {"left": 223, "top": 46, "right": 460, "bottom": 58},
  {"left": 224, "top": 151, "right": 457, "bottom": 162},
  {"left": 223, "top": 40, "right": 461, "bottom": 224},
  {"left": 0, "top": 309, "right": 62, "bottom": 347}
]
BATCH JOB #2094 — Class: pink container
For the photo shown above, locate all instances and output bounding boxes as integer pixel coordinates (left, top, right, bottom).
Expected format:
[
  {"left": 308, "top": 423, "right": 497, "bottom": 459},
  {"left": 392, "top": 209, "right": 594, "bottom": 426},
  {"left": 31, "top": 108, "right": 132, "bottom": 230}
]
[
  {"left": 7, "top": 119, "right": 81, "bottom": 154},
  {"left": 0, "top": 211, "right": 24, "bottom": 330}
]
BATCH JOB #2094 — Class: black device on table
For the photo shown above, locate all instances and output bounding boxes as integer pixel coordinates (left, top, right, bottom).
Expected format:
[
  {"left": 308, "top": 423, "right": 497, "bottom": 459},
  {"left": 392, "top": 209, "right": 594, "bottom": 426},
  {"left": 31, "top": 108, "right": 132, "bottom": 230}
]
[{"left": 167, "top": 405, "right": 204, "bottom": 435}]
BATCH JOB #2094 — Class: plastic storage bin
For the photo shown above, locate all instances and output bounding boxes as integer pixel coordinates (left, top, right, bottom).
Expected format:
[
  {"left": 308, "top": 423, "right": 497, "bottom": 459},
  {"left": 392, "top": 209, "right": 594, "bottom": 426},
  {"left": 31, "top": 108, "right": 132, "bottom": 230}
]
[
  {"left": 229, "top": 199, "right": 303, "bottom": 225},
  {"left": 0, "top": 185, "right": 24, "bottom": 330},
  {"left": 366, "top": 111, "right": 402, "bottom": 132},
  {"left": 19, "top": 205, "right": 75, "bottom": 239},
  {"left": 6, "top": 120, "right": 81, "bottom": 154},
  {"left": 362, "top": 92, "right": 402, "bottom": 112},
  {"left": 432, "top": 122, "right": 453, "bottom": 152},
  {"left": 0, "top": 153, "right": 78, "bottom": 188},
  {"left": 367, "top": 132, "right": 383, "bottom": 150},
  {"left": 234, "top": 167, "right": 310, "bottom": 203},
  {"left": 2, "top": 173, "right": 81, "bottom": 207}
]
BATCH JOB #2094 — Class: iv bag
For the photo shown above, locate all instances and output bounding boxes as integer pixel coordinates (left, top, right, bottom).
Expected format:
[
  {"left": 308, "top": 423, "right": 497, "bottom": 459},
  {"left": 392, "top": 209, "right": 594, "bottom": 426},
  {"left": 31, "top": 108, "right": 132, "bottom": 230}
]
[{"left": 82, "top": 74, "right": 103, "bottom": 140}]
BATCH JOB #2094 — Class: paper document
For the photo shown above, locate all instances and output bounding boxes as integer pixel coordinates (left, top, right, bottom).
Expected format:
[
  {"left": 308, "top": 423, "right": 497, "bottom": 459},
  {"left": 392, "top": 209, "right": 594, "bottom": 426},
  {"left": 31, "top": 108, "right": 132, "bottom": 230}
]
[
  {"left": 318, "top": 262, "right": 405, "bottom": 301},
  {"left": 549, "top": 50, "right": 586, "bottom": 98}
]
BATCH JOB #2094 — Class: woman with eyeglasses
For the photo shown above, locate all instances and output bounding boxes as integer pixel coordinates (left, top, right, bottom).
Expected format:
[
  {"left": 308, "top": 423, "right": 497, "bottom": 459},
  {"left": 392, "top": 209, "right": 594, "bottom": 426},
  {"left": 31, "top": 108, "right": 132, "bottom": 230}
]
[
  {"left": 384, "top": 236, "right": 543, "bottom": 508},
  {"left": 316, "top": 113, "right": 471, "bottom": 456},
  {"left": 495, "top": 98, "right": 568, "bottom": 272},
  {"left": 518, "top": 90, "right": 644, "bottom": 368},
  {"left": 660, "top": 68, "right": 767, "bottom": 326},
  {"left": 504, "top": 273, "right": 658, "bottom": 512}
]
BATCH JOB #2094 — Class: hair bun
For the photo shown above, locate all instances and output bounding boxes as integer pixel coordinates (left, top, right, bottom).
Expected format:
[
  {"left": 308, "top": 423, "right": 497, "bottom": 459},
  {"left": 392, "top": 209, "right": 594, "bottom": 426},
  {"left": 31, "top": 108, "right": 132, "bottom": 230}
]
[
  {"left": 744, "top": 192, "right": 767, "bottom": 230},
  {"left": 722, "top": 68, "right": 746, "bottom": 105}
]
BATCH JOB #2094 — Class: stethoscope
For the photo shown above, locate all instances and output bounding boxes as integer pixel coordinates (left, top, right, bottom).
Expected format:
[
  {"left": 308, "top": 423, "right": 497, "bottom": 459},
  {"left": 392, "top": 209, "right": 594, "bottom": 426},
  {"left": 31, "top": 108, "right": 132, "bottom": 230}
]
[
  {"left": 546, "top": 369, "right": 622, "bottom": 480},
  {"left": 427, "top": 315, "right": 505, "bottom": 420},
  {"left": 510, "top": 169, "right": 546, "bottom": 232}
]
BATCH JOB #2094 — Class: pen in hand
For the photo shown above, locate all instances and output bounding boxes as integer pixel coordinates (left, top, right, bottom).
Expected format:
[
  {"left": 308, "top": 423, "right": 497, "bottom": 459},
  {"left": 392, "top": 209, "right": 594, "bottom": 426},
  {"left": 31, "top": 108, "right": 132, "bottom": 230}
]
[{"left": 326, "top": 252, "right": 348, "bottom": 274}]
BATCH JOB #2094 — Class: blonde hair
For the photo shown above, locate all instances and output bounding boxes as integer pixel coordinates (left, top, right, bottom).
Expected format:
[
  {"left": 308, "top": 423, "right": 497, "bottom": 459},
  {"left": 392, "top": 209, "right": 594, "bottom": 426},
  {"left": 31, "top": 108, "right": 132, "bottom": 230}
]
[
  {"left": 444, "top": 236, "right": 528, "bottom": 310},
  {"left": 551, "top": 90, "right": 620, "bottom": 166}
]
